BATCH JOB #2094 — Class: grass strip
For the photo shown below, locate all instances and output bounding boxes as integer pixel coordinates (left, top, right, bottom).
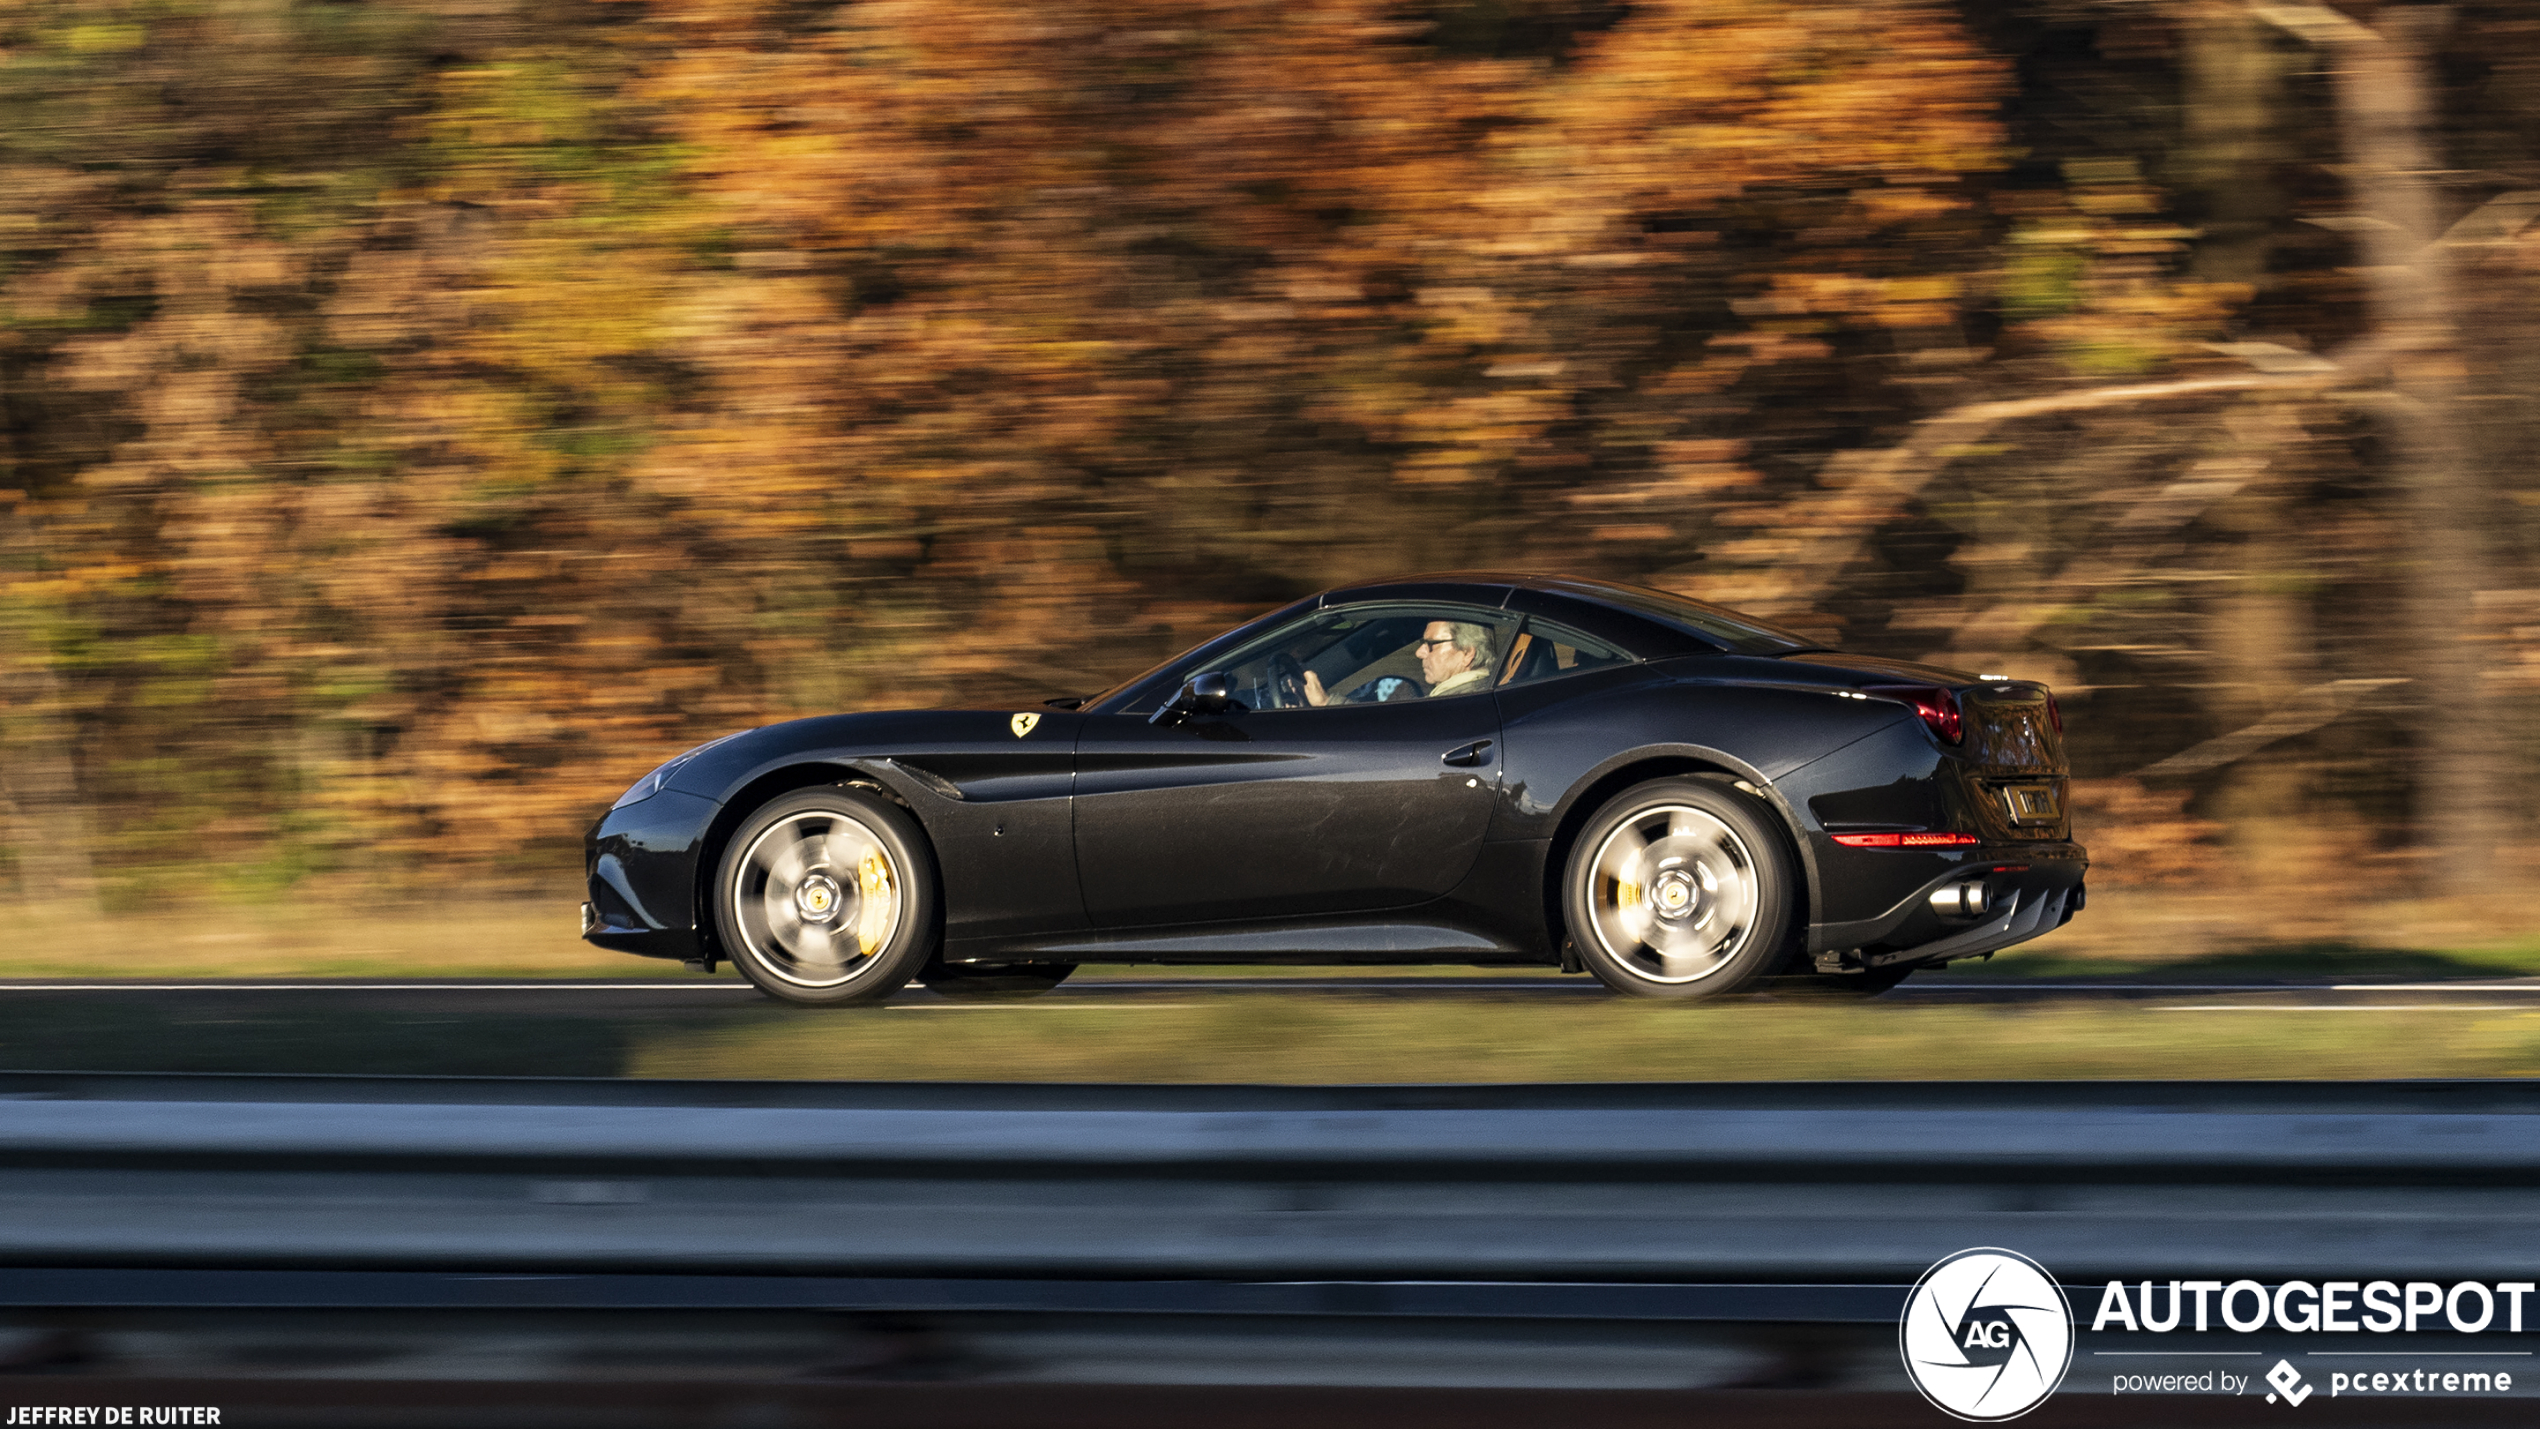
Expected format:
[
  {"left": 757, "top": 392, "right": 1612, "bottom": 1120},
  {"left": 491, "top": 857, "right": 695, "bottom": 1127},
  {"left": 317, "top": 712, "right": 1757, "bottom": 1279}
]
[
  {"left": 626, "top": 1000, "right": 2540, "bottom": 1082},
  {"left": 0, "top": 899, "right": 660, "bottom": 980},
  {"left": 6, "top": 995, "right": 2539, "bottom": 1081}
]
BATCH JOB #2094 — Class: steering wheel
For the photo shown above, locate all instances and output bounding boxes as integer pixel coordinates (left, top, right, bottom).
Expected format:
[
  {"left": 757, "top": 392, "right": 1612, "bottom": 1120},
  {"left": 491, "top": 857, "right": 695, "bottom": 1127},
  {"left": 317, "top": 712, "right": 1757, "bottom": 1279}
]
[{"left": 1266, "top": 653, "right": 1310, "bottom": 710}]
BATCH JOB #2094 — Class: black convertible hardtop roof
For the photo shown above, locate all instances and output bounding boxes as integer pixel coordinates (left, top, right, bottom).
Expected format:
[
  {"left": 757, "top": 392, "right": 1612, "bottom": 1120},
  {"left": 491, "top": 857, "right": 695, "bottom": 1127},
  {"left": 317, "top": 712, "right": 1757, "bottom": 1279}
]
[{"left": 1322, "top": 571, "right": 1673, "bottom": 603}]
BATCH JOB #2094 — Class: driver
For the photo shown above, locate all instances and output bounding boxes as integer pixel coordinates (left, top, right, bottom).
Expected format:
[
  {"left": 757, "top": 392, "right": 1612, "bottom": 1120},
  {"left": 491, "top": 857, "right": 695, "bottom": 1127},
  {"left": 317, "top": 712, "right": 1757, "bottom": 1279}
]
[{"left": 1303, "top": 620, "right": 1496, "bottom": 705}]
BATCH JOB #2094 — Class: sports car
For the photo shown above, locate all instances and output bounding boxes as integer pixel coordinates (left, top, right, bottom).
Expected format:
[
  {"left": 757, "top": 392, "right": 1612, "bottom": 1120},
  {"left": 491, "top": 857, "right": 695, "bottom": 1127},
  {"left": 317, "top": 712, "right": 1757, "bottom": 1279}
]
[{"left": 582, "top": 573, "right": 2086, "bottom": 1003}]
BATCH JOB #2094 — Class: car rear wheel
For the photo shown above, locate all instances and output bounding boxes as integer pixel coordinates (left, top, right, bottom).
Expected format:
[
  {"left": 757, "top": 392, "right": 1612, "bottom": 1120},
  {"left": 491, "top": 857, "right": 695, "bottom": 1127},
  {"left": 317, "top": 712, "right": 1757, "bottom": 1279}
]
[
  {"left": 919, "top": 961, "right": 1078, "bottom": 1000},
  {"left": 1564, "top": 777, "right": 1795, "bottom": 1001},
  {"left": 714, "top": 786, "right": 939, "bottom": 1006}
]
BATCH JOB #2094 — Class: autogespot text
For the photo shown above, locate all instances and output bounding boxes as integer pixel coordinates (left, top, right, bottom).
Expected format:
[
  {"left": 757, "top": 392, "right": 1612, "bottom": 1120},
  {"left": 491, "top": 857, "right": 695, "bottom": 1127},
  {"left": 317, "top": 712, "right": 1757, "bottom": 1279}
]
[{"left": 2091, "top": 1278, "right": 2536, "bottom": 1335}]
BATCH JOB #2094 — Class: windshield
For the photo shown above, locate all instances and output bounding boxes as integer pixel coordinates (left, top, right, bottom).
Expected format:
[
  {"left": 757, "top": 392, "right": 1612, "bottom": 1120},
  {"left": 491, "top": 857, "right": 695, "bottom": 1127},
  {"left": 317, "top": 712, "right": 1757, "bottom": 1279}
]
[
  {"left": 1559, "top": 580, "right": 1821, "bottom": 655},
  {"left": 1079, "top": 597, "right": 1320, "bottom": 711}
]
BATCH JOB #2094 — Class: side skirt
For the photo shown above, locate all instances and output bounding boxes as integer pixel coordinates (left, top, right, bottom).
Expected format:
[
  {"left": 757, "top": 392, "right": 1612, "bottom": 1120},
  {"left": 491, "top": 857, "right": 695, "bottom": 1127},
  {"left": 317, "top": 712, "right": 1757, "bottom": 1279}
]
[
  {"left": 958, "top": 921, "right": 1537, "bottom": 965},
  {"left": 945, "top": 840, "right": 1558, "bottom": 967}
]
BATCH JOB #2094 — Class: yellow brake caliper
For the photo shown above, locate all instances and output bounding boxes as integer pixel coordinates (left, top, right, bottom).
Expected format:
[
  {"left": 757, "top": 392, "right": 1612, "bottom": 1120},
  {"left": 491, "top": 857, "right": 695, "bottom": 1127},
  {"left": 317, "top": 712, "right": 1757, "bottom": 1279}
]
[{"left": 853, "top": 850, "right": 894, "bottom": 956}]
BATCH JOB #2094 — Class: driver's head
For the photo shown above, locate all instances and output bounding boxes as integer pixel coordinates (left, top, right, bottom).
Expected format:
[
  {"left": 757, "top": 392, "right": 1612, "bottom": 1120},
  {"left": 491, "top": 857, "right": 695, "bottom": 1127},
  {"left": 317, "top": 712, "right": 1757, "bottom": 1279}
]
[{"left": 1417, "top": 620, "right": 1492, "bottom": 685}]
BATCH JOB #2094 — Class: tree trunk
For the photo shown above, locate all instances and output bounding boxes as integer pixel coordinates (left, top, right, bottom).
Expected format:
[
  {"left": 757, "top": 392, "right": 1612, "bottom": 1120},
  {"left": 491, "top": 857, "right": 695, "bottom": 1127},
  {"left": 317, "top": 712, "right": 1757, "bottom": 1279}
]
[
  {"left": 0, "top": 545, "right": 102, "bottom": 915},
  {"left": 2181, "top": 2, "right": 2288, "bottom": 284},
  {"left": 2210, "top": 411, "right": 2321, "bottom": 898},
  {"left": 2329, "top": 6, "right": 2495, "bottom": 896}
]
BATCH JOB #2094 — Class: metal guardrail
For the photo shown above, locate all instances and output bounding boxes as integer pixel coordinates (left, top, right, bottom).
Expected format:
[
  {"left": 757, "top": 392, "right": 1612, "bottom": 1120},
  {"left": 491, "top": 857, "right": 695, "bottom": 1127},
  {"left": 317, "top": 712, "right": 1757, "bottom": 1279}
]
[
  {"left": 8, "top": 1069, "right": 2540, "bottom": 1111},
  {"left": 0, "top": 1267, "right": 1911, "bottom": 1324},
  {"left": 0, "top": 1075, "right": 2534, "bottom": 1299}
]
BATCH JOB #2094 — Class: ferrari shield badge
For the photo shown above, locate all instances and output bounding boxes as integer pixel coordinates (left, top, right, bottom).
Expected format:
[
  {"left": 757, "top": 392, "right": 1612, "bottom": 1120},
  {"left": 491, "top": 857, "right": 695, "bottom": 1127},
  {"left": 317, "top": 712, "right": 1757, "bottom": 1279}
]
[{"left": 1011, "top": 712, "right": 1041, "bottom": 739}]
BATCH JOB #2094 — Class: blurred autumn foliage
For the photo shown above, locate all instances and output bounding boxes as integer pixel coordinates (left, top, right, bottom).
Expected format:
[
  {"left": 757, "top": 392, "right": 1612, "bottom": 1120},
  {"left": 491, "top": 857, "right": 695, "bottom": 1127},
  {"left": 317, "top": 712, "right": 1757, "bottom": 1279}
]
[{"left": 7, "top": 0, "right": 2540, "bottom": 905}]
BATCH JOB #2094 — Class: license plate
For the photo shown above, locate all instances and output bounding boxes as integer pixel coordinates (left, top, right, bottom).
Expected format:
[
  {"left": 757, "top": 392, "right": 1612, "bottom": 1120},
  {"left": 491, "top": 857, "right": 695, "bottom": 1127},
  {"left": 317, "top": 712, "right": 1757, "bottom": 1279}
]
[{"left": 2004, "top": 784, "right": 2061, "bottom": 823}]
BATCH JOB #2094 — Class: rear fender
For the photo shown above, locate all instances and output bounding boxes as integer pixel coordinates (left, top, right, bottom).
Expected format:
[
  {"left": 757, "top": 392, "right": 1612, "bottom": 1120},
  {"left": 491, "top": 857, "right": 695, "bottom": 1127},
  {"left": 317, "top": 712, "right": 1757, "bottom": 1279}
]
[{"left": 1531, "top": 748, "right": 1816, "bottom": 969}]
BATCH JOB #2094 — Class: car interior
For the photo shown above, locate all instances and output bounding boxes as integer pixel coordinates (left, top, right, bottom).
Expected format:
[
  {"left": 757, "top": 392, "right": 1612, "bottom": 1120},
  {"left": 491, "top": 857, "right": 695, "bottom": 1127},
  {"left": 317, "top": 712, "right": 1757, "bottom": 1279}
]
[{"left": 1214, "top": 605, "right": 1630, "bottom": 711}]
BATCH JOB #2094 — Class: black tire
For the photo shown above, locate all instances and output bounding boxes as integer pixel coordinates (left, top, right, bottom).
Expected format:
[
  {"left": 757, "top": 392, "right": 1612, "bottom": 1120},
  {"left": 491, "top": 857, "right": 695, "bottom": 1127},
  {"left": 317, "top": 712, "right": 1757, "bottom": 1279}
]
[
  {"left": 713, "top": 785, "right": 939, "bottom": 1006},
  {"left": 1563, "top": 777, "right": 1796, "bottom": 1001},
  {"left": 919, "top": 961, "right": 1078, "bottom": 1000}
]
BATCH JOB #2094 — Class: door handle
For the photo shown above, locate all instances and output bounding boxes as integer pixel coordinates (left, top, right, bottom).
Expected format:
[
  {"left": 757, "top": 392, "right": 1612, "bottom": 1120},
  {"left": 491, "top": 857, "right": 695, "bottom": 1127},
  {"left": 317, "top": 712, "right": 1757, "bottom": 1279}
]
[{"left": 1440, "top": 739, "right": 1494, "bottom": 768}]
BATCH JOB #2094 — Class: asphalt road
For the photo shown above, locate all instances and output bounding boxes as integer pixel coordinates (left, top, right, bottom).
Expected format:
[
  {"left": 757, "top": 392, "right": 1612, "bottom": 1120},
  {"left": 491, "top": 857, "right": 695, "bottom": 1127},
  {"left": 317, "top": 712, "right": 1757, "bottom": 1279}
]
[{"left": 2, "top": 973, "right": 2538, "bottom": 1010}]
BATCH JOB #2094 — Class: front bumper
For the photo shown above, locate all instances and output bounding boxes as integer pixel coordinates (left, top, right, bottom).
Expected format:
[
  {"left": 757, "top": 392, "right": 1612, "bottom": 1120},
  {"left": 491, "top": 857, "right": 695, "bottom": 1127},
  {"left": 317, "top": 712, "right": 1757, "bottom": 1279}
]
[{"left": 582, "top": 787, "right": 718, "bottom": 962}]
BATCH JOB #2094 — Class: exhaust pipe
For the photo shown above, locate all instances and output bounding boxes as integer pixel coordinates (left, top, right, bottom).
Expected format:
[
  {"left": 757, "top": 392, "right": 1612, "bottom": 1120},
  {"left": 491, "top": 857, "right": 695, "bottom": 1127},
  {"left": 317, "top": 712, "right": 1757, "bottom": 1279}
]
[{"left": 1929, "top": 881, "right": 1990, "bottom": 918}]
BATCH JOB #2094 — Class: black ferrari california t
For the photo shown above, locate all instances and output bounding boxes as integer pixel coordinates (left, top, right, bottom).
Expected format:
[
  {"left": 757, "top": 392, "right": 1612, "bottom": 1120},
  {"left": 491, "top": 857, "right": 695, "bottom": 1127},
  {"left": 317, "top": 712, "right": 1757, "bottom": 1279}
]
[{"left": 583, "top": 573, "right": 2085, "bottom": 1003}]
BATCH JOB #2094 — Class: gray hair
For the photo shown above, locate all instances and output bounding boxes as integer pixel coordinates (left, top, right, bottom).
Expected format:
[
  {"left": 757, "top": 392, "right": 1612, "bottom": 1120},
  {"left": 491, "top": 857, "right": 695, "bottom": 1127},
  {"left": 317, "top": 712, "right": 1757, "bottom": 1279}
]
[{"left": 1444, "top": 621, "right": 1494, "bottom": 670}]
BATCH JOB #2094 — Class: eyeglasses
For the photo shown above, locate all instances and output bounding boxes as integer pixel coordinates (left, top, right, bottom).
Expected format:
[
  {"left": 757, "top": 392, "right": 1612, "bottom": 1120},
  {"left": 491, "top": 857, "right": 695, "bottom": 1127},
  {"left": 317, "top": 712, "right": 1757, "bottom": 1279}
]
[{"left": 1416, "top": 637, "right": 1457, "bottom": 651}]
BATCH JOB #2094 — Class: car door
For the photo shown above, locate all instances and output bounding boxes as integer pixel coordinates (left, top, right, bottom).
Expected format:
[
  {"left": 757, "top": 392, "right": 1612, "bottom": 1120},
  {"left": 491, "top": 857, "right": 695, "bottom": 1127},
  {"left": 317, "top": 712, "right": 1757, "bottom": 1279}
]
[{"left": 1071, "top": 603, "right": 1512, "bottom": 928}]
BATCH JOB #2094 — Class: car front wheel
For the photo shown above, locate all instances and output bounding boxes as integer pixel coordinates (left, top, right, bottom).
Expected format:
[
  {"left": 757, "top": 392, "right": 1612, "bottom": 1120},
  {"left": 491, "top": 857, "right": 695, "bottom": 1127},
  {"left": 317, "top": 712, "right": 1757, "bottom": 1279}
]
[
  {"left": 713, "top": 786, "right": 939, "bottom": 1006},
  {"left": 1564, "top": 777, "right": 1796, "bottom": 1001}
]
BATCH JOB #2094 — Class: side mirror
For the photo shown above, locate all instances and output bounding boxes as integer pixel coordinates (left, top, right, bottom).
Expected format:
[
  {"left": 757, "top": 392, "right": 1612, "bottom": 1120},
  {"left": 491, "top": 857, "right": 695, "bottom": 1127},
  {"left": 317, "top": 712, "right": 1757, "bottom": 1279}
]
[{"left": 1150, "top": 671, "right": 1244, "bottom": 726}]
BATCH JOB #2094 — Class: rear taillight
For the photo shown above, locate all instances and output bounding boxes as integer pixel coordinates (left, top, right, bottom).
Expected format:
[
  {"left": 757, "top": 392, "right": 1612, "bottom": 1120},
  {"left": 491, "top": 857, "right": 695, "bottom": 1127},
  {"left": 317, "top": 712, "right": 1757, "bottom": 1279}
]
[
  {"left": 2047, "top": 694, "right": 2063, "bottom": 735},
  {"left": 1866, "top": 685, "right": 1963, "bottom": 745},
  {"left": 1831, "top": 831, "right": 1980, "bottom": 848}
]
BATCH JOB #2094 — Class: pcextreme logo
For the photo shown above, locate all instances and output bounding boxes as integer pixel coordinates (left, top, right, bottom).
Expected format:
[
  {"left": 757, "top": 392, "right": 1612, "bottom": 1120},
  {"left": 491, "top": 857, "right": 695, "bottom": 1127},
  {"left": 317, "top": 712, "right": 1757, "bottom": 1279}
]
[{"left": 1900, "top": 1248, "right": 2076, "bottom": 1421}]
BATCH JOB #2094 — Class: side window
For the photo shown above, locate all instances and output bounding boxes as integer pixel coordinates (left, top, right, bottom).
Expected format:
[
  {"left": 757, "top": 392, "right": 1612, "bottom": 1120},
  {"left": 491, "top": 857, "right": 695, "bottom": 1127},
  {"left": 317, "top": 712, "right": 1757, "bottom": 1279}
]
[
  {"left": 1496, "top": 618, "right": 1634, "bottom": 691},
  {"left": 1209, "top": 604, "right": 1520, "bottom": 711}
]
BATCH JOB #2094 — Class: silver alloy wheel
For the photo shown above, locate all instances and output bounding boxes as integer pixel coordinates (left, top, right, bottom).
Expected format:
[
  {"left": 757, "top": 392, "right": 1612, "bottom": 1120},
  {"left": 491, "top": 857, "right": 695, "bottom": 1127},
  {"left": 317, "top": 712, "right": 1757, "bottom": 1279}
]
[
  {"left": 728, "top": 809, "right": 905, "bottom": 990},
  {"left": 1583, "top": 803, "right": 1759, "bottom": 985}
]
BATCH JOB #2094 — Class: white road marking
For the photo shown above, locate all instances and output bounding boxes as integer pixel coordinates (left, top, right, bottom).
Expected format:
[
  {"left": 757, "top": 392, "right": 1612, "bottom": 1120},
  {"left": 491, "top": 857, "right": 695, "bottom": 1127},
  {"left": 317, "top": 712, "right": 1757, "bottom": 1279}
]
[
  {"left": 0, "top": 978, "right": 2537, "bottom": 1001},
  {"left": 1075, "top": 981, "right": 1586, "bottom": 992},
  {"left": 2161, "top": 1004, "right": 2538, "bottom": 1012},
  {"left": 0, "top": 983, "right": 751, "bottom": 992},
  {"left": 1900, "top": 982, "right": 2540, "bottom": 993},
  {"left": 0, "top": 980, "right": 1588, "bottom": 993},
  {"left": 2324, "top": 982, "right": 2540, "bottom": 991},
  {"left": 890, "top": 1003, "right": 1205, "bottom": 1010}
]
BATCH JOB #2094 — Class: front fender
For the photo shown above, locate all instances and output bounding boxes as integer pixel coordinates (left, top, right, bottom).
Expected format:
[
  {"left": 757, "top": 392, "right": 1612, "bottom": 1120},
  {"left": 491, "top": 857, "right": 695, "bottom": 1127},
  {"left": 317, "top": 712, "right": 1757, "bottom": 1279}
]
[{"left": 660, "top": 707, "right": 1089, "bottom": 949}]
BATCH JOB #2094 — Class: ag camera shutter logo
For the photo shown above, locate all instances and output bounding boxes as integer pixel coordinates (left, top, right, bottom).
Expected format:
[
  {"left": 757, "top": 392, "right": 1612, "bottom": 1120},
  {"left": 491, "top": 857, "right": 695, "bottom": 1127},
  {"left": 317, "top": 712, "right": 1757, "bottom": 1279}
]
[{"left": 1901, "top": 1248, "right": 2075, "bottom": 1421}]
